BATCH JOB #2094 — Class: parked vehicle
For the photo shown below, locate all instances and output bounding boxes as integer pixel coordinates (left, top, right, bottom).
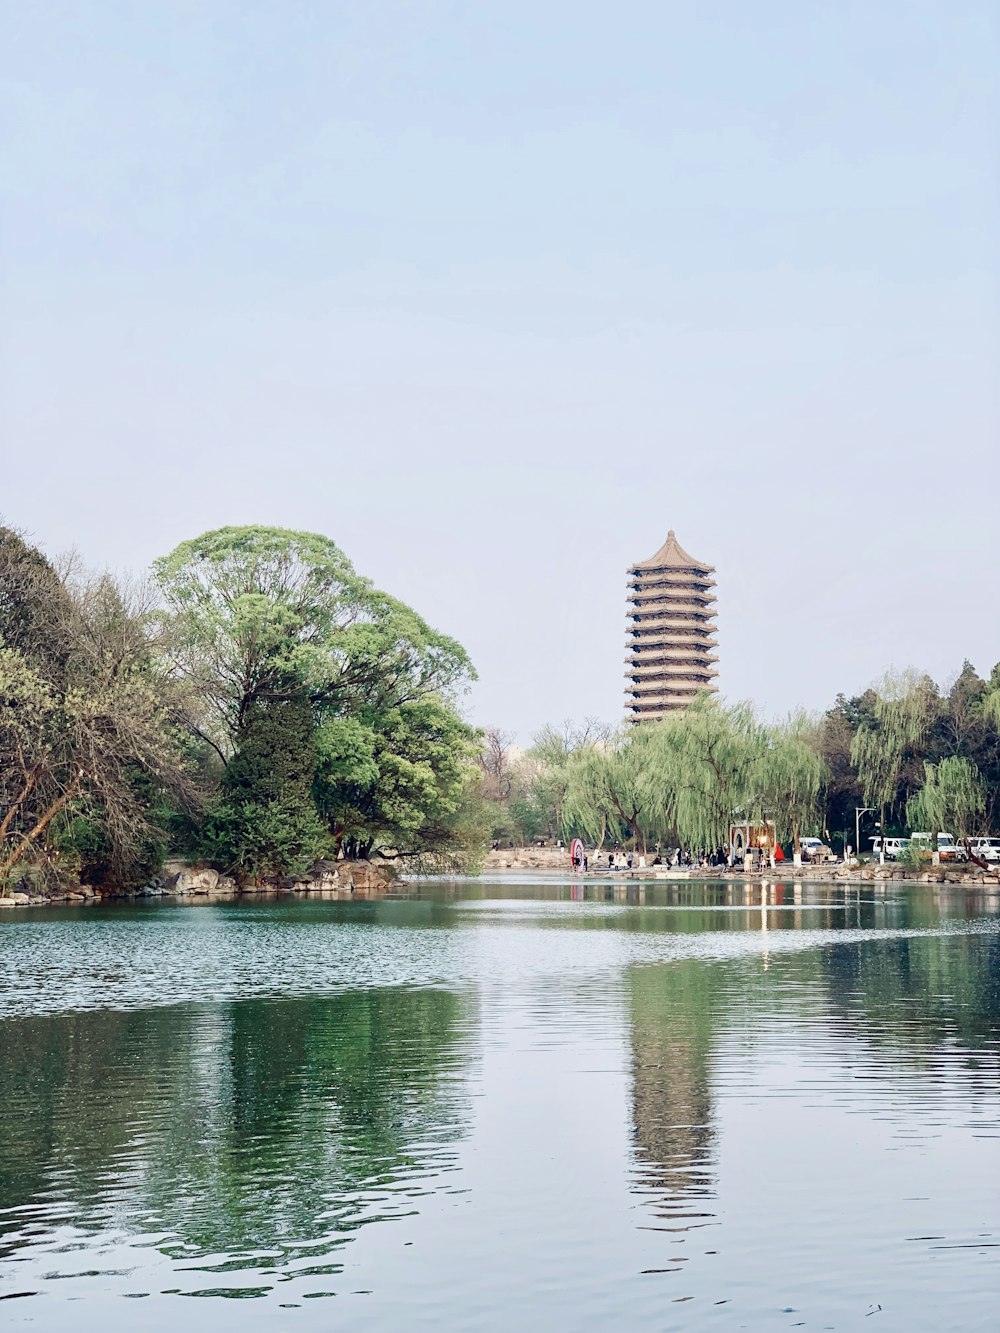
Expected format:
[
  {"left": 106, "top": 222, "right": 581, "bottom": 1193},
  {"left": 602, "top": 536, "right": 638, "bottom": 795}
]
[
  {"left": 870, "top": 837, "right": 909, "bottom": 861},
  {"left": 910, "top": 833, "right": 968, "bottom": 862},
  {"left": 799, "top": 837, "right": 834, "bottom": 863},
  {"left": 969, "top": 837, "right": 1000, "bottom": 862}
]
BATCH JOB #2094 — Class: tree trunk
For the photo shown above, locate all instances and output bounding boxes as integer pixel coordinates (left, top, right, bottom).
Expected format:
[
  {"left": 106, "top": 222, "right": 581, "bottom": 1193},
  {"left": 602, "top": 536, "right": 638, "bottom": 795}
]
[
  {"left": 0, "top": 778, "right": 82, "bottom": 886},
  {"left": 963, "top": 836, "right": 989, "bottom": 872},
  {"left": 0, "top": 769, "right": 38, "bottom": 842}
]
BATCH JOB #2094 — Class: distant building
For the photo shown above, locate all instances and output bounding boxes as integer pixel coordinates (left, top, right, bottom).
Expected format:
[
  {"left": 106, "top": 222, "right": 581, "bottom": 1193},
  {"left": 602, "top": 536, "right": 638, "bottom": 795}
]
[{"left": 625, "top": 530, "right": 718, "bottom": 722}]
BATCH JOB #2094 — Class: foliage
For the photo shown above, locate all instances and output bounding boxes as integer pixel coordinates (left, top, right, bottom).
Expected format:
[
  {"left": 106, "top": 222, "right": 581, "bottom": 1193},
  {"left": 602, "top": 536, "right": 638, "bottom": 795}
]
[
  {"left": 202, "top": 689, "right": 329, "bottom": 878},
  {"left": 850, "top": 669, "right": 937, "bottom": 815},
  {"left": 154, "top": 526, "right": 473, "bottom": 756},
  {"left": 906, "top": 756, "right": 985, "bottom": 843},
  {"left": 478, "top": 718, "right": 611, "bottom": 847},
  {"left": 563, "top": 727, "right": 654, "bottom": 849},
  {"left": 155, "top": 526, "right": 481, "bottom": 872},
  {"left": 314, "top": 697, "right": 484, "bottom": 869},
  {"left": 0, "top": 528, "right": 194, "bottom": 890},
  {"left": 758, "top": 713, "right": 825, "bottom": 853},
  {"left": 643, "top": 699, "right": 771, "bottom": 851},
  {"left": 8, "top": 517, "right": 1000, "bottom": 885}
]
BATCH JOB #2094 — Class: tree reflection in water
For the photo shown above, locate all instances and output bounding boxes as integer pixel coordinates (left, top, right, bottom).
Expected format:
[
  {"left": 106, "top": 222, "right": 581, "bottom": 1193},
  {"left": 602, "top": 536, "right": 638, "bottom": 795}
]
[{"left": 0, "top": 987, "right": 474, "bottom": 1279}]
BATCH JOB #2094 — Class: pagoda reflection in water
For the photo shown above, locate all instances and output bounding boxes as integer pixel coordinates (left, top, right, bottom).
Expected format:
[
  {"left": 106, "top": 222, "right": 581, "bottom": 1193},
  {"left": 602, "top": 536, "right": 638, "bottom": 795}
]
[{"left": 627, "top": 960, "right": 718, "bottom": 1228}]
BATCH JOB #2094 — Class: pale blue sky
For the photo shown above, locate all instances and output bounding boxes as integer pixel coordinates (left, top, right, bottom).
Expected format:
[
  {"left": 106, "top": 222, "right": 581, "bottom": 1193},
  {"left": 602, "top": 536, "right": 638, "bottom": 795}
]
[{"left": 2, "top": 1, "right": 998, "bottom": 736}]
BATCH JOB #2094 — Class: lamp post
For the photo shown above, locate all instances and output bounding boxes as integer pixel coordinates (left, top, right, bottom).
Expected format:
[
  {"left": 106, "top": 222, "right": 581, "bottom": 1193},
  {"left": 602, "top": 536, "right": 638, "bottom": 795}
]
[{"left": 855, "top": 807, "right": 877, "bottom": 863}]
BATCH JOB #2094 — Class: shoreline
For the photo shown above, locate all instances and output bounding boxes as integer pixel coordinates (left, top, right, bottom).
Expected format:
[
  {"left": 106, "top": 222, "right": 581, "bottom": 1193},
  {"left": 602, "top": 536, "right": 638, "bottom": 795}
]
[
  {"left": 483, "top": 849, "right": 1000, "bottom": 888},
  {"left": 4, "top": 856, "right": 999, "bottom": 912}
]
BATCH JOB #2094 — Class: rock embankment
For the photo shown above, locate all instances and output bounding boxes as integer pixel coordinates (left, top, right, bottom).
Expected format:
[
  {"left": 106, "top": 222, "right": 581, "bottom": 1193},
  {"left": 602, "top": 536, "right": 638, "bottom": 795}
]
[
  {"left": 483, "top": 846, "right": 1000, "bottom": 887},
  {"left": 0, "top": 858, "right": 397, "bottom": 907}
]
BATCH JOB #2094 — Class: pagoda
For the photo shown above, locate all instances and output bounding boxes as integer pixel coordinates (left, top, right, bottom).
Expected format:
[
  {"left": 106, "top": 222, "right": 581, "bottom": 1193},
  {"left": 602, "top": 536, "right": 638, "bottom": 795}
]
[{"left": 625, "top": 530, "right": 718, "bottom": 722}]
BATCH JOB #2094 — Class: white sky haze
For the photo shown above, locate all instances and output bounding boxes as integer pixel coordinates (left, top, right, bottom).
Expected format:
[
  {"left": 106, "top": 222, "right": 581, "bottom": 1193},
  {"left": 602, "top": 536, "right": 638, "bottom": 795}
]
[{"left": 2, "top": 1, "right": 998, "bottom": 738}]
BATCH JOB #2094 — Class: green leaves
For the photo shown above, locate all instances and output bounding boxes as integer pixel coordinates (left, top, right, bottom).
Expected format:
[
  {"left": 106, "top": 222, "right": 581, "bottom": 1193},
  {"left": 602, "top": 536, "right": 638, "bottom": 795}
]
[
  {"left": 314, "top": 697, "right": 482, "bottom": 865},
  {"left": 851, "top": 669, "right": 937, "bottom": 811},
  {"left": 906, "top": 757, "right": 985, "bottom": 841},
  {"left": 0, "top": 543, "right": 195, "bottom": 889},
  {"left": 155, "top": 526, "right": 475, "bottom": 747},
  {"left": 154, "top": 525, "right": 482, "bottom": 873},
  {"left": 560, "top": 700, "right": 826, "bottom": 853}
]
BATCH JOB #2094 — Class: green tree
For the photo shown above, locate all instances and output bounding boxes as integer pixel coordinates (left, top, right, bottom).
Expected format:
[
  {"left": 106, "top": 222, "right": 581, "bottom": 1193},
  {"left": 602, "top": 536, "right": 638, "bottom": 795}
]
[
  {"left": 759, "top": 713, "right": 825, "bottom": 859},
  {"left": 850, "top": 669, "right": 937, "bottom": 855},
  {"left": 203, "top": 688, "right": 328, "bottom": 878},
  {"left": 314, "top": 697, "right": 484, "bottom": 868},
  {"left": 154, "top": 526, "right": 472, "bottom": 756},
  {"left": 644, "top": 699, "right": 771, "bottom": 852},
  {"left": 0, "top": 530, "right": 192, "bottom": 889},
  {"left": 906, "top": 756, "right": 986, "bottom": 851},
  {"left": 155, "top": 526, "right": 481, "bottom": 873},
  {"left": 153, "top": 525, "right": 369, "bottom": 753},
  {"left": 563, "top": 728, "right": 653, "bottom": 849}
]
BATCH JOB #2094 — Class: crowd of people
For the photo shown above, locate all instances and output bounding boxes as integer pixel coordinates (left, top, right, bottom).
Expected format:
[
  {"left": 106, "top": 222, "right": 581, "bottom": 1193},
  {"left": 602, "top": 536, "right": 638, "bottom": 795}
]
[{"left": 570, "top": 846, "right": 731, "bottom": 873}]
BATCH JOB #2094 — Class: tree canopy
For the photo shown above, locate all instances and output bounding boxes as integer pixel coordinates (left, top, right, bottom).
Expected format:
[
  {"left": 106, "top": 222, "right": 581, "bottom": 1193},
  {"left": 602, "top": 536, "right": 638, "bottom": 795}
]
[
  {"left": 154, "top": 525, "right": 482, "bottom": 875},
  {"left": 0, "top": 528, "right": 193, "bottom": 889}
]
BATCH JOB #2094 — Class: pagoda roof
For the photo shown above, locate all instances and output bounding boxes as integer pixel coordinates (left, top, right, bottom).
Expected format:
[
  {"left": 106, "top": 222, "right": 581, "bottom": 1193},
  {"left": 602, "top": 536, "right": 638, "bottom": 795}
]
[
  {"left": 629, "top": 530, "right": 714, "bottom": 574},
  {"left": 626, "top": 647, "right": 719, "bottom": 662},
  {"left": 628, "top": 572, "right": 716, "bottom": 590},
  {"left": 628, "top": 610, "right": 715, "bottom": 625},
  {"left": 627, "top": 663, "right": 719, "bottom": 678},
  {"left": 629, "top": 594, "right": 714, "bottom": 610},
  {"left": 627, "top": 695, "right": 713, "bottom": 711}
]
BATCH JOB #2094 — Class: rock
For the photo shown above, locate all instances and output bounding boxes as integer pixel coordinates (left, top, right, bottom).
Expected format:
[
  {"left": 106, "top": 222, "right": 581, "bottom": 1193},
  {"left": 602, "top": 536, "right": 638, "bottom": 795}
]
[
  {"left": 173, "top": 868, "right": 220, "bottom": 894},
  {"left": 9, "top": 892, "right": 31, "bottom": 905},
  {"left": 311, "top": 871, "right": 341, "bottom": 890},
  {"left": 0, "top": 898, "right": 15, "bottom": 908},
  {"left": 344, "top": 862, "right": 394, "bottom": 892}
]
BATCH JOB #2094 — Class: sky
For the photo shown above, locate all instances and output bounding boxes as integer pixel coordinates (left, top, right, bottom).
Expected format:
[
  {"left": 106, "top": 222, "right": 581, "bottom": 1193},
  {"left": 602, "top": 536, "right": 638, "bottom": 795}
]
[{"left": 1, "top": 1, "right": 998, "bottom": 739}]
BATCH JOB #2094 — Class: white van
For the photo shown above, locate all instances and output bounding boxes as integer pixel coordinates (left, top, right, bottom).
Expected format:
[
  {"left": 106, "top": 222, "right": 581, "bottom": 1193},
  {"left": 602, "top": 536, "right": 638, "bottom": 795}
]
[
  {"left": 911, "top": 833, "right": 968, "bottom": 862},
  {"left": 870, "top": 837, "right": 909, "bottom": 861},
  {"left": 969, "top": 837, "right": 1000, "bottom": 863}
]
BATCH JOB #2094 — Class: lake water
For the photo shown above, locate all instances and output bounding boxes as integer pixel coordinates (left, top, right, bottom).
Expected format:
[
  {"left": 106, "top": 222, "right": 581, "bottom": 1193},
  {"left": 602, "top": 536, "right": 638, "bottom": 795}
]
[{"left": 0, "top": 878, "right": 997, "bottom": 1331}]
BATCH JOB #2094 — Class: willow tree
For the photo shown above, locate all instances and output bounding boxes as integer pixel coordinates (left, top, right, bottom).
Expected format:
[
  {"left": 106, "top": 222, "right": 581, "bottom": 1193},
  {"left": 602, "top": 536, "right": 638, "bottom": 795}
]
[
  {"left": 643, "top": 699, "right": 770, "bottom": 852},
  {"left": 850, "top": 669, "right": 936, "bottom": 858},
  {"left": 521, "top": 719, "right": 611, "bottom": 842},
  {"left": 759, "top": 714, "right": 825, "bottom": 861},
  {"left": 906, "top": 756, "right": 985, "bottom": 854},
  {"left": 563, "top": 728, "right": 653, "bottom": 849}
]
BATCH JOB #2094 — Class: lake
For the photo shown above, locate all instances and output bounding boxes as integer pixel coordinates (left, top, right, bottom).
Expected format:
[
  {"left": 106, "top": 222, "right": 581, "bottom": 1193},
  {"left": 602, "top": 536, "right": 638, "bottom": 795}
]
[{"left": 0, "top": 878, "right": 997, "bottom": 1330}]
